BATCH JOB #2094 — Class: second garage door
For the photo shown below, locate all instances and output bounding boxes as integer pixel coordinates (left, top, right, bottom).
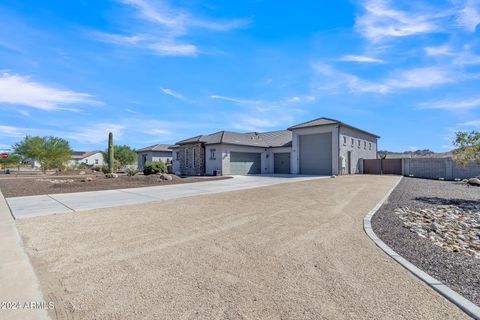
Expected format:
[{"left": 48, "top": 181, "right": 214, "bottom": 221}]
[
  {"left": 299, "top": 133, "right": 332, "bottom": 175},
  {"left": 230, "top": 152, "right": 261, "bottom": 175}
]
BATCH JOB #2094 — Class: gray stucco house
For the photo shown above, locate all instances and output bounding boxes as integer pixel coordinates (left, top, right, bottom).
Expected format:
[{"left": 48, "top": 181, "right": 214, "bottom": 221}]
[
  {"left": 171, "top": 117, "right": 379, "bottom": 176},
  {"left": 136, "top": 144, "right": 173, "bottom": 170}
]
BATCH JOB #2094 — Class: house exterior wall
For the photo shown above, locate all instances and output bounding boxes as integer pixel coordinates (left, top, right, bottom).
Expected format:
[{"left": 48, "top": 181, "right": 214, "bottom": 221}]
[
  {"left": 176, "top": 143, "right": 205, "bottom": 176},
  {"left": 338, "top": 126, "right": 377, "bottom": 175},
  {"left": 266, "top": 147, "right": 292, "bottom": 174},
  {"left": 290, "top": 124, "right": 339, "bottom": 175},
  {"left": 220, "top": 144, "right": 269, "bottom": 175},
  {"left": 205, "top": 144, "right": 223, "bottom": 175},
  {"left": 137, "top": 151, "right": 172, "bottom": 170},
  {"left": 171, "top": 147, "right": 180, "bottom": 174},
  {"left": 69, "top": 152, "right": 104, "bottom": 167}
]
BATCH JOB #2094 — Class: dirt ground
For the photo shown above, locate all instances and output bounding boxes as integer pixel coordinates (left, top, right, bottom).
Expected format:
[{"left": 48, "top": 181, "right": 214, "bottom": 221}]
[
  {"left": 16, "top": 175, "right": 467, "bottom": 320},
  {"left": 0, "top": 175, "right": 230, "bottom": 197}
]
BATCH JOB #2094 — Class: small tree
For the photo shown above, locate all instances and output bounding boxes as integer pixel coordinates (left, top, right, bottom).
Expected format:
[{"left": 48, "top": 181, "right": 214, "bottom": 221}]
[
  {"left": 453, "top": 130, "right": 480, "bottom": 166},
  {"left": 13, "top": 136, "right": 73, "bottom": 173},
  {"left": 0, "top": 154, "right": 22, "bottom": 170},
  {"left": 103, "top": 145, "right": 137, "bottom": 168}
]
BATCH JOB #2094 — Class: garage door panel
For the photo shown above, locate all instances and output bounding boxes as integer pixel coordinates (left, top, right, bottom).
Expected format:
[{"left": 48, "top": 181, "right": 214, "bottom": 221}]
[
  {"left": 274, "top": 153, "right": 291, "bottom": 174},
  {"left": 299, "top": 133, "right": 332, "bottom": 175},
  {"left": 230, "top": 152, "right": 261, "bottom": 175}
]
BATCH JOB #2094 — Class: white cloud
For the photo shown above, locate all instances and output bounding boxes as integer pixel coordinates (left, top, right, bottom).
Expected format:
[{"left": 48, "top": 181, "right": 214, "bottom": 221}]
[
  {"left": 148, "top": 42, "right": 197, "bottom": 56},
  {"left": 458, "top": 119, "right": 480, "bottom": 126},
  {"left": 0, "top": 73, "right": 100, "bottom": 111},
  {"left": 314, "top": 64, "right": 466, "bottom": 94},
  {"left": 0, "top": 124, "right": 29, "bottom": 137},
  {"left": 456, "top": 0, "right": 480, "bottom": 31},
  {"left": 355, "top": 0, "right": 442, "bottom": 42},
  {"left": 160, "top": 87, "right": 187, "bottom": 100},
  {"left": 143, "top": 128, "right": 172, "bottom": 135},
  {"left": 231, "top": 115, "right": 279, "bottom": 131},
  {"left": 96, "top": 0, "right": 249, "bottom": 56},
  {"left": 418, "top": 97, "right": 480, "bottom": 110},
  {"left": 314, "top": 64, "right": 389, "bottom": 94},
  {"left": 337, "top": 55, "right": 386, "bottom": 63},
  {"left": 67, "top": 123, "right": 125, "bottom": 144},
  {"left": 387, "top": 67, "right": 458, "bottom": 89},
  {"left": 424, "top": 45, "right": 454, "bottom": 56}
]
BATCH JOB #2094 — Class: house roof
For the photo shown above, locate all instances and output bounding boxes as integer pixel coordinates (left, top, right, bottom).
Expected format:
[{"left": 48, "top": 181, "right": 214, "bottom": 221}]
[
  {"left": 71, "top": 151, "right": 102, "bottom": 160},
  {"left": 136, "top": 144, "right": 174, "bottom": 153},
  {"left": 288, "top": 117, "right": 380, "bottom": 138},
  {"left": 176, "top": 130, "right": 292, "bottom": 148}
]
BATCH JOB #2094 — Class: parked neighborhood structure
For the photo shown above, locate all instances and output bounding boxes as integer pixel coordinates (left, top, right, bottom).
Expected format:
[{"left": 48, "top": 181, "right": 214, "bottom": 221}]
[
  {"left": 136, "top": 144, "right": 173, "bottom": 170},
  {"left": 69, "top": 151, "right": 104, "bottom": 167},
  {"left": 171, "top": 117, "right": 379, "bottom": 176}
]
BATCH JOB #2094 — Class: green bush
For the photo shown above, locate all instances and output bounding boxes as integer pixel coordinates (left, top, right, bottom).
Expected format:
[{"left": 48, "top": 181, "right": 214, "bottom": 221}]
[
  {"left": 126, "top": 168, "right": 138, "bottom": 176},
  {"left": 143, "top": 161, "right": 167, "bottom": 175},
  {"left": 77, "top": 162, "right": 93, "bottom": 169},
  {"left": 100, "top": 159, "right": 120, "bottom": 174}
]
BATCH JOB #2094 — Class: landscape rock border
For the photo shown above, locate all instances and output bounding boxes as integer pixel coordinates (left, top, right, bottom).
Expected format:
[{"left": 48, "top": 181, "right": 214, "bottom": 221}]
[{"left": 363, "top": 176, "right": 480, "bottom": 320}]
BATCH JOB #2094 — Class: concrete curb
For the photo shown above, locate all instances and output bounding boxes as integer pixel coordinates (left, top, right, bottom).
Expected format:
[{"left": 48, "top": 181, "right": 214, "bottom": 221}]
[
  {"left": 0, "top": 190, "right": 50, "bottom": 320},
  {"left": 363, "top": 176, "right": 480, "bottom": 320}
]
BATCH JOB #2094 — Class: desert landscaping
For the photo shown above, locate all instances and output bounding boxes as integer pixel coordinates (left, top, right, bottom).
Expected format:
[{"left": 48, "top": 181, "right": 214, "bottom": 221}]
[{"left": 15, "top": 176, "right": 469, "bottom": 320}]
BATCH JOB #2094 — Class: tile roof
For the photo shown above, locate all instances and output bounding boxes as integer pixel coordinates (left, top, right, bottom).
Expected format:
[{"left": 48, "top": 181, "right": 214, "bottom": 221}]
[
  {"left": 288, "top": 117, "right": 380, "bottom": 138},
  {"left": 71, "top": 151, "right": 102, "bottom": 160},
  {"left": 175, "top": 117, "right": 379, "bottom": 148},
  {"left": 136, "top": 144, "right": 174, "bottom": 152},
  {"left": 176, "top": 130, "right": 292, "bottom": 148}
]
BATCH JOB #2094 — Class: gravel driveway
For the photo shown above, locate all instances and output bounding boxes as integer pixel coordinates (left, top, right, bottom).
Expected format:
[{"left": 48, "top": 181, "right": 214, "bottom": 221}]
[
  {"left": 17, "top": 175, "right": 467, "bottom": 319},
  {"left": 372, "top": 177, "right": 480, "bottom": 306}
]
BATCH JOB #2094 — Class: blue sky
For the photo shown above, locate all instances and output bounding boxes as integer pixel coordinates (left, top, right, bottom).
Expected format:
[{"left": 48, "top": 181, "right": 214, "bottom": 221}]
[{"left": 0, "top": 0, "right": 479, "bottom": 152}]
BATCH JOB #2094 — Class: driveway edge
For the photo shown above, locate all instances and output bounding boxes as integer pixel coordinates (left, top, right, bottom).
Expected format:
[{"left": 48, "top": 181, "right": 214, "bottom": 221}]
[
  {"left": 363, "top": 176, "right": 480, "bottom": 320},
  {"left": 0, "top": 190, "right": 50, "bottom": 320}
]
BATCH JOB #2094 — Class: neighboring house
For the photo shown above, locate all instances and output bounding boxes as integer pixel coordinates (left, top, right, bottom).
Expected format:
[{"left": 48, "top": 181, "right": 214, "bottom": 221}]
[
  {"left": 171, "top": 117, "right": 379, "bottom": 176},
  {"left": 136, "top": 144, "right": 173, "bottom": 170},
  {"left": 69, "top": 151, "right": 104, "bottom": 167}
]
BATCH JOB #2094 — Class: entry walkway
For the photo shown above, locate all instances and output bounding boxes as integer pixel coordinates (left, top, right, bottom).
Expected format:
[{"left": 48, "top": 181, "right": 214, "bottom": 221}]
[{"left": 7, "top": 175, "right": 325, "bottom": 219}]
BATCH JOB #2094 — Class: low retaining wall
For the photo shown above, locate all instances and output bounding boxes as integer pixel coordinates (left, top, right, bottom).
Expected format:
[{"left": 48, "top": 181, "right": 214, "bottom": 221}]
[{"left": 403, "top": 158, "right": 480, "bottom": 180}]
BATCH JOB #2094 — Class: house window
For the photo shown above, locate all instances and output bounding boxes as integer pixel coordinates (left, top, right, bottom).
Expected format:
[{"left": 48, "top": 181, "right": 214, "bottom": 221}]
[
  {"left": 358, "top": 140, "right": 361, "bottom": 148},
  {"left": 210, "top": 149, "right": 216, "bottom": 160},
  {"left": 185, "top": 149, "right": 189, "bottom": 167},
  {"left": 369, "top": 143, "right": 372, "bottom": 150},
  {"left": 193, "top": 148, "right": 196, "bottom": 167},
  {"left": 364, "top": 141, "right": 366, "bottom": 149},
  {"left": 85, "top": 159, "right": 88, "bottom": 164},
  {"left": 351, "top": 138, "right": 354, "bottom": 147},
  {"left": 343, "top": 136, "right": 346, "bottom": 145},
  {"left": 95, "top": 159, "right": 99, "bottom": 164},
  {"left": 176, "top": 152, "right": 179, "bottom": 160}
]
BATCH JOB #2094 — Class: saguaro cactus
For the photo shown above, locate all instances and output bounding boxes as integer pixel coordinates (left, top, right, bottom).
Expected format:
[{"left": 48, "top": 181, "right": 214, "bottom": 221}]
[{"left": 108, "top": 132, "right": 114, "bottom": 173}]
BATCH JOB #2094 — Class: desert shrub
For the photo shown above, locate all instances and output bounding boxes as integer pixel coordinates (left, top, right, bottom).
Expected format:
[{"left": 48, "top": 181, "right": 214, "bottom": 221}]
[
  {"left": 126, "top": 168, "right": 138, "bottom": 176},
  {"left": 100, "top": 159, "right": 120, "bottom": 173},
  {"left": 143, "top": 161, "right": 167, "bottom": 175},
  {"left": 77, "top": 162, "right": 93, "bottom": 169}
]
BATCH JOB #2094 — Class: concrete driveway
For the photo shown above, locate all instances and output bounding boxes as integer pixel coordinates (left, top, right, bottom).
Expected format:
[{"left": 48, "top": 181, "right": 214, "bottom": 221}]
[
  {"left": 16, "top": 175, "right": 467, "bottom": 319},
  {"left": 7, "top": 175, "right": 324, "bottom": 219}
]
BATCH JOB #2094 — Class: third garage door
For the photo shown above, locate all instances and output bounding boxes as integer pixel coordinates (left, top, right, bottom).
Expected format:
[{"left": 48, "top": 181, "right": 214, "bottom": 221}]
[
  {"left": 299, "top": 133, "right": 332, "bottom": 175},
  {"left": 274, "top": 153, "right": 291, "bottom": 174},
  {"left": 230, "top": 152, "right": 261, "bottom": 175}
]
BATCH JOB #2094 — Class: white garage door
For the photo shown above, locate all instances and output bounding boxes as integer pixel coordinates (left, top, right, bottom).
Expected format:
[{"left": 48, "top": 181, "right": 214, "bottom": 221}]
[
  {"left": 299, "top": 133, "right": 332, "bottom": 175},
  {"left": 230, "top": 152, "right": 261, "bottom": 175}
]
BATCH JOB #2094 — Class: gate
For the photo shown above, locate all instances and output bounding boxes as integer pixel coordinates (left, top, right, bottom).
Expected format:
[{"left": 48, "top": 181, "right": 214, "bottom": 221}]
[{"left": 363, "top": 159, "right": 402, "bottom": 175}]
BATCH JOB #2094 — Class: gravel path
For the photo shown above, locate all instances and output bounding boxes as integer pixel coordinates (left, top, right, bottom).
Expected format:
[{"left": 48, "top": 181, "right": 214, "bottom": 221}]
[
  {"left": 17, "top": 175, "right": 467, "bottom": 320},
  {"left": 372, "top": 177, "right": 480, "bottom": 306}
]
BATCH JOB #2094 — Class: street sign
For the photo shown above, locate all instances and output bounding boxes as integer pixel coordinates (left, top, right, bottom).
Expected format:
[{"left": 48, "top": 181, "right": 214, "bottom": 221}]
[{"left": 0, "top": 153, "right": 8, "bottom": 159}]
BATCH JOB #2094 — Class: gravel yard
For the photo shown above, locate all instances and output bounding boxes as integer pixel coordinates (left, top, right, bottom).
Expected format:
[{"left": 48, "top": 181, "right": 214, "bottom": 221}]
[
  {"left": 17, "top": 175, "right": 467, "bottom": 320},
  {"left": 0, "top": 174, "right": 230, "bottom": 197},
  {"left": 372, "top": 177, "right": 480, "bottom": 306}
]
